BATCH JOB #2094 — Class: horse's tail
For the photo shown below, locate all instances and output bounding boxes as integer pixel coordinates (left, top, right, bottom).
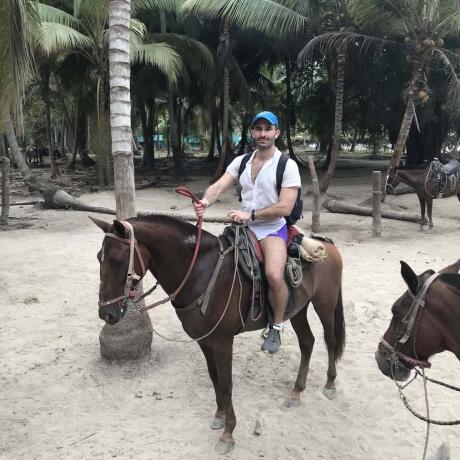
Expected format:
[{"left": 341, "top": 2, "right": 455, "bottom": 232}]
[{"left": 334, "top": 286, "right": 346, "bottom": 362}]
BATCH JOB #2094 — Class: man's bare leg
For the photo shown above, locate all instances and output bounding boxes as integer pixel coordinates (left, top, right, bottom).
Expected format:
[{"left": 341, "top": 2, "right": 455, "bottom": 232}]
[{"left": 260, "top": 236, "right": 288, "bottom": 352}]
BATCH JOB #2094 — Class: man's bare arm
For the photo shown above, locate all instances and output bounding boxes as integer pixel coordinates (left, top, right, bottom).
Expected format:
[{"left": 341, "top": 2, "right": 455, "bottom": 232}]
[{"left": 253, "top": 187, "right": 298, "bottom": 220}]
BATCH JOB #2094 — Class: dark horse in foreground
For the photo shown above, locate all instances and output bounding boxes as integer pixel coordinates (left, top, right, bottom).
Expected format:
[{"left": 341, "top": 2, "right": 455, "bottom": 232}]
[
  {"left": 376, "top": 259, "right": 460, "bottom": 382},
  {"left": 386, "top": 164, "right": 460, "bottom": 229},
  {"left": 91, "top": 215, "right": 345, "bottom": 454}
]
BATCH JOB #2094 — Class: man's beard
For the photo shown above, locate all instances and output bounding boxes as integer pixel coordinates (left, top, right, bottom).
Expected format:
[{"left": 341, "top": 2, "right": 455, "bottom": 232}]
[{"left": 255, "top": 138, "right": 275, "bottom": 150}]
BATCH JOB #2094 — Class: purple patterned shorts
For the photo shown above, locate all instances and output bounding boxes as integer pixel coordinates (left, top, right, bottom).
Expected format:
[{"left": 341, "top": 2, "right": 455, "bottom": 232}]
[{"left": 265, "top": 224, "right": 288, "bottom": 243}]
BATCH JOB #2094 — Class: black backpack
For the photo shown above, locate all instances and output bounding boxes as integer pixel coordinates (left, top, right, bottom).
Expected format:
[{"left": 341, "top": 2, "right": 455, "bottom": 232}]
[{"left": 237, "top": 152, "right": 303, "bottom": 226}]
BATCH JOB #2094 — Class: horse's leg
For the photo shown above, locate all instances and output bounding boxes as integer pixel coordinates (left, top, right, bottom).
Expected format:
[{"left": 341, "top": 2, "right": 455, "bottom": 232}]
[
  {"left": 457, "top": 193, "right": 460, "bottom": 203},
  {"left": 198, "top": 342, "right": 224, "bottom": 430},
  {"left": 418, "top": 195, "right": 427, "bottom": 228},
  {"left": 312, "top": 295, "right": 339, "bottom": 400},
  {"left": 284, "top": 305, "right": 314, "bottom": 408},
  {"left": 213, "top": 337, "right": 236, "bottom": 455},
  {"left": 427, "top": 198, "right": 433, "bottom": 229}
]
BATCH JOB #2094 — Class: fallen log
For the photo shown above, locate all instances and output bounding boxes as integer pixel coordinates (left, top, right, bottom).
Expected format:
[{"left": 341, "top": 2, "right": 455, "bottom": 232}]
[
  {"left": 40, "top": 185, "right": 229, "bottom": 223},
  {"left": 323, "top": 198, "right": 421, "bottom": 223}
]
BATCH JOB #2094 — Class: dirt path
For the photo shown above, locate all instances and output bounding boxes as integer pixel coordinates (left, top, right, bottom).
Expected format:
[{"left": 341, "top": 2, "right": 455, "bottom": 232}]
[{"left": 1, "top": 163, "right": 459, "bottom": 459}]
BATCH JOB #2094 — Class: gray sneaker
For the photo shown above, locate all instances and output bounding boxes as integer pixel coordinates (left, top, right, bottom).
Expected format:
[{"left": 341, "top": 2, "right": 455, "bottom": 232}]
[{"left": 261, "top": 328, "right": 281, "bottom": 354}]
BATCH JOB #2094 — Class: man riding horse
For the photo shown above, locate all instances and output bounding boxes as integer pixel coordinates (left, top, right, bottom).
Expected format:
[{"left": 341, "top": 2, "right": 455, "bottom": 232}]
[{"left": 194, "top": 111, "right": 301, "bottom": 353}]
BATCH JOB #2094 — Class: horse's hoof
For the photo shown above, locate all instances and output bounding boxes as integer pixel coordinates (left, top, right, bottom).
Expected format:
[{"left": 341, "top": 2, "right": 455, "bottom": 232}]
[
  {"left": 283, "top": 396, "right": 301, "bottom": 408},
  {"left": 322, "top": 387, "right": 336, "bottom": 400},
  {"left": 210, "top": 416, "right": 225, "bottom": 430},
  {"left": 215, "top": 436, "right": 235, "bottom": 455}
]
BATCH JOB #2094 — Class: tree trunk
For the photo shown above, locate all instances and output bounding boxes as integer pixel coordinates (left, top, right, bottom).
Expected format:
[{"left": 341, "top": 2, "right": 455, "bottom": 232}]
[
  {"left": 41, "top": 69, "right": 60, "bottom": 178},
  {"left": 350, "top": 130, "right": 358, "bottom": 152},
  {"left": 237, "top": 114, "right": 249, "bottom": 156},
  {"left": 319, "top": 51, "right": 345, "bottom": 193},
  {"left": 285, "top": 58, "right": 295, "bottom": 158},
  {"left": 213, "top": 17, "right": 230, "bottom": 181},
  {"left": 323, "top": 198, "right": 421, "bottom": 223},
  {"left": 207, "top": 108, "right": 217, "bottom": 161},
  {"left": 4, "top": 114, "right": 33, "bottom": 182},
  {"left": 1, "top": 157, "right": 10, "bottom": 226},
  {"left": 106, "top": 0, "right": 152, "bottom": 360},
  {"left": 160, "top": 11, "right": 182, "bottom": 174},
  {"left": 65, "top": 101, "right": 79, "bottom": 171},
  {"left": 381, "top": 99, "right": 415, "bottom": 201}
]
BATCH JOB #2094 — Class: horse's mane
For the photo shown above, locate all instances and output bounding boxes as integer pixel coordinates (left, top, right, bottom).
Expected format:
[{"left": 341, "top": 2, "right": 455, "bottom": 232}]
[{"left": 133, "top": 214, "right": 218, "bottom": 245}]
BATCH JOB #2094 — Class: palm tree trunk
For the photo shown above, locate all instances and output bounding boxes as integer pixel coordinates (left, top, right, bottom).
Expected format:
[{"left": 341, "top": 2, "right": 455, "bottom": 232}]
[
  {"left": 106, "top": 0, "right": 152, "bottom": 361},
  {"left": 388, "top": 100, "right": 415, "bottom": 170},
  {"left": 285, "top": 57, "right": 295, "bottom": 158},
  {"left": 160, "top": 11, "right": 181, "bottom": 174},
  {"left": 319, "top": 51, "right": 345, "bottom": 193},
  {"left": 4, "top": 114, "right": 32, "bottom": 181},
  {"left": 41, "top": 69, "right": 59, "bottom": 178},
  {"left": 213, "top": 17, "right": 230, "bottom": 181}
]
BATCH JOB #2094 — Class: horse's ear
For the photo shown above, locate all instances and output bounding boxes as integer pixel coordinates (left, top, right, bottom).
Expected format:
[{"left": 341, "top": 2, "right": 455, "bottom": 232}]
[
  {"left": 89, "top": 216, "right": 111, "bottom": 233},
  {"left": 400, "top": 261, "right": 418, "bottom": 294},
  {"left": 113, "top": 220, "right": 129, "bottom": 238},
  {"left": 439, "top": 273, "right": 460, "bottom": 290}
]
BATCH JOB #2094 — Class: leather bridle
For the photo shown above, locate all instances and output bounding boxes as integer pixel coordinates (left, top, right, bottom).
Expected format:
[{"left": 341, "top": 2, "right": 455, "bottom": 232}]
[
  {"left": 379, "top": 272, "right": 440, "bottom": 370},
  {"left": 97, "top": 186, "right": 204, "bottom": 313},
  {"left": 98, "top": 220, "right": 147, "bottom": 309}
]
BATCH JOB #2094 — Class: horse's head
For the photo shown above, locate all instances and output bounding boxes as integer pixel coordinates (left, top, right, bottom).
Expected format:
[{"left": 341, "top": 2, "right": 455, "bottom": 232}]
[
  {"left": 384, "top": 167, "right": 400, "bottom": 193},
  {"left": 91, "top": 216, "right": 150, "bottom": 325},
  {"left": 375, "top": 261, "right": 438, "bottom": 381}
]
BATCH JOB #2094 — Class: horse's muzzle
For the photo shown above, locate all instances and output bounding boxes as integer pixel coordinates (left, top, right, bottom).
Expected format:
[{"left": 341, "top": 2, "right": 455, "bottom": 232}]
[
  {"left": 98, "top": 303, "right": 125, "bottom": 325},
  {"left": 375, "top": 349, "right": 411, "bottom": 382}
]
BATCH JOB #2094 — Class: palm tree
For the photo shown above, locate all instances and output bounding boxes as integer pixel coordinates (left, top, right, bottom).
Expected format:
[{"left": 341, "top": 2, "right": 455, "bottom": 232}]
[
  {"left": 38, "top": 0, "right": 183, "bottom": 187},
  {"left": 347, "top": 0, "right": 460, "bottom": 194},
  {"left": 0, "top": 0, "right": 40, "bottom": 183},
  {"left": 182, "top": 0, "right": 309, "bottom": 177}
]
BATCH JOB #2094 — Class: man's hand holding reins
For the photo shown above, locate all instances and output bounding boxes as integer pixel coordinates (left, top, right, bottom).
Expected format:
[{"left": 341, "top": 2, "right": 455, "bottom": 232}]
[{"left": 193, "top": 198, "right": 208, "bottom": 218}]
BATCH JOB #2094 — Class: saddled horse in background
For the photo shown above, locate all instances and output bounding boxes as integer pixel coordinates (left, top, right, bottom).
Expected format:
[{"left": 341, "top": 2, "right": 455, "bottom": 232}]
[
  {"left": 385, "top": 164, "right": 460, "bottom": 229},
  {"left": 91, "top": 214, "right": 345, "bottom": 454},
  {"left": 376, "top": 259, "right": 460, "bottom": 382}
]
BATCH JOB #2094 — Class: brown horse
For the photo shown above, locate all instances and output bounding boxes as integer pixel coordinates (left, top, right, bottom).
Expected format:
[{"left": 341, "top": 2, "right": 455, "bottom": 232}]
[
  {"left": 375, "top": 259, "right": 460, "bottom": 382},
  {"left": 91, "top": 215, "right": 345, "bottom": 454},
  {"left": 385, "top": 165, "right": 460, "bottom": 229}
]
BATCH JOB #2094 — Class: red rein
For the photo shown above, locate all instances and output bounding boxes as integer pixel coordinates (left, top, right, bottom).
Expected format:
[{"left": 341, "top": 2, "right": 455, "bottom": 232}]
[{"left": 139, "top": 186, "right": 203, "bottom": 312}]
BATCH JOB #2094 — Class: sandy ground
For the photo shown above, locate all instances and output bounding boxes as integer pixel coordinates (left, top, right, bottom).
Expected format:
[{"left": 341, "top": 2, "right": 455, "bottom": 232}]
[{"left": 1, "top": 159, "right": 460, "bottom": 460}]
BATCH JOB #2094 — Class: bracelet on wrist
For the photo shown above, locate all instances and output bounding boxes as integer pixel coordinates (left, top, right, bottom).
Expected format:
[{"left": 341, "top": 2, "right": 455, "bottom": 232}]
[{"left": 251, "top": 209, "right": 256, "bottom": 221}]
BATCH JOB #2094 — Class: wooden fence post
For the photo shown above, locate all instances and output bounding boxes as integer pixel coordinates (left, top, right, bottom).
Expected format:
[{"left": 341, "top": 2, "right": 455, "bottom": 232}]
[
  {"left": 307, "top": 156, "right": 320, "bottom": 232},
  {"left": 1, "top": 157, "right": 10, "bottom": 226},
  {"left": 372, "top": 171, "right": 381, "bottom": 237}
]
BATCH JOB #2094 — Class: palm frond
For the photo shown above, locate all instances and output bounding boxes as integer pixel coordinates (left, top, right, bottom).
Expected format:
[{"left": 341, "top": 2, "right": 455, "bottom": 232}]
[
  {"left": 133, "top": 0, "right": 179, "bottom": 15},
  {"left": 132, "top": 42, "right": 183, "bottom": 87},
  {"left": 435, "top": 1, "right": 460, "bottom": 36},
  {"left": 348, "top": 0, "right": 416, "bottom": 38},
  {"left": 434, "top": 48, "right": 460, "bottom": 117},
  {"left": 181, "top": 0, "right": 308, "bottom": 39},
  {"left": 74, "top": 0, "right": 108, "bottom": 28},
  {"left": 229, "top": 54, "right": 252, "bottom": 108},
  {"left": 0, "top": 0, "right": 40, "bottom": 125},
  {"left": 38, "top": 22, "right": 92, "bottom": 56},
  {"left": 37, "top": 3, "right": 80, "bottom": 29},
  {"left": 129, "top": 18, "right": 146, "bottom": 51},
  {"left": 298, "top": 32, "right": 396, "bottom": 63},
  {"left": 148, "top": 33, "right": 215, "bottom": 84}
]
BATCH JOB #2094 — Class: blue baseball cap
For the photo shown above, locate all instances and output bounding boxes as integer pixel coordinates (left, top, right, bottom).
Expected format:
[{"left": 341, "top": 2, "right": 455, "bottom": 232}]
[{"left": 251, "top": 111, "right": 279, "bottom": 128}]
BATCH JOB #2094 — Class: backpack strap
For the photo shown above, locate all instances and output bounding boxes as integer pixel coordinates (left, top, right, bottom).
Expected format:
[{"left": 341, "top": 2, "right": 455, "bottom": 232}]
[
  {"left": 276, "top": 153, "right": 289, "bottom": 194},
  {"left": 238, "top": 152, "right": 252, "bottom": 179}
]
